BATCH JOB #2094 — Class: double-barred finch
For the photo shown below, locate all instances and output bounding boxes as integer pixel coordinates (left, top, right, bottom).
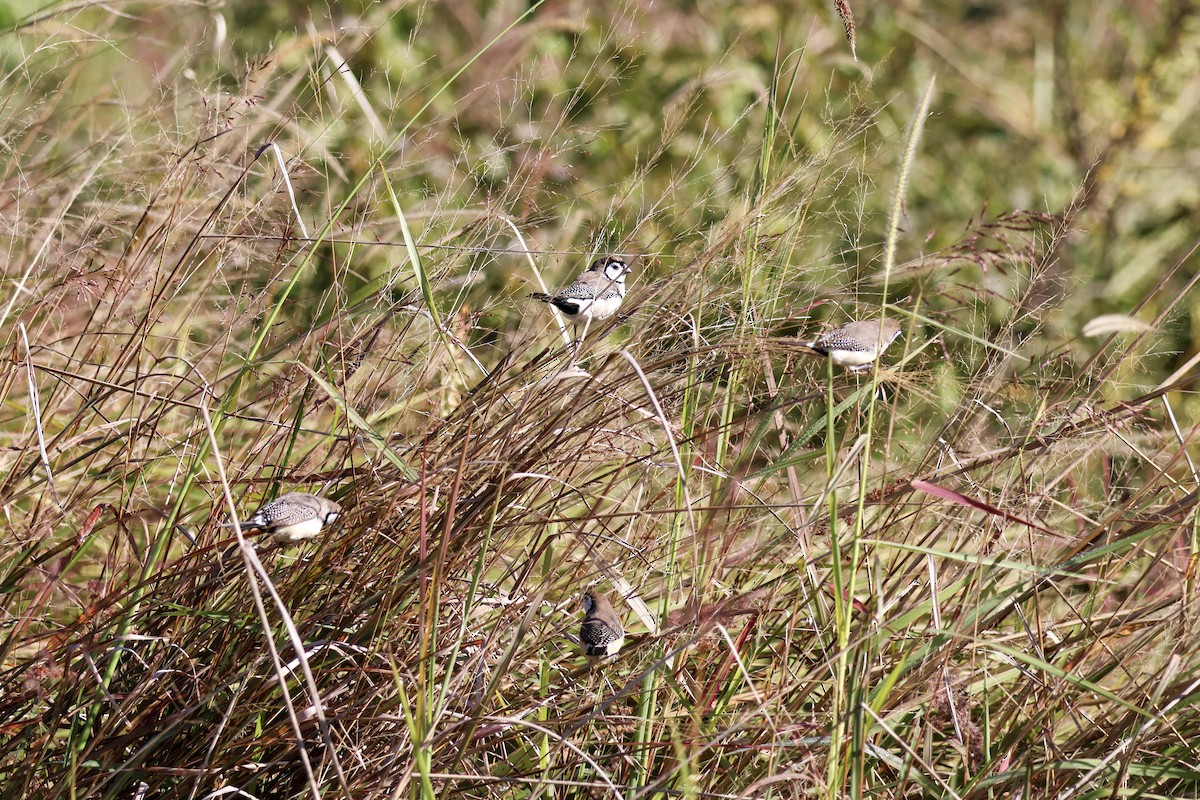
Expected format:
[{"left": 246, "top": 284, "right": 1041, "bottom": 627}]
[
  {"left": 580, "top": 591, "right": 625, "bottom": 658},
  {"left": 224, "top": 492, "right": 342, "bottom": 543},
  {"left": 801, "top": 318, "right": 903, "bottom": 372},
  {"left": 529, "top": 256, "right": 631, "bottom": 340}
]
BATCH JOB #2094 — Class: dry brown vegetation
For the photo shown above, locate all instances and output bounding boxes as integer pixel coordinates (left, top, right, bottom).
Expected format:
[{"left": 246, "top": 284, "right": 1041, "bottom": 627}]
[{"left": 4, "top": 1, "right": 1200, "bottom": 798}]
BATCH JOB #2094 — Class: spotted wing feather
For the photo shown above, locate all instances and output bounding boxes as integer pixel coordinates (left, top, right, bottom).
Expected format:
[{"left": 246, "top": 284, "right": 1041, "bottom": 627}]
[
  {"left": 812, "top": 331, "right": 873, "bottom": 354},
  {"left": 234, "top": 493, "right": 338, "bottom": 530},
  {"left": 580, "top": 617, "right": 623, "bottom": 656},
  {"left": 529, "top": 257, "right": 628, "bottom": 321}
]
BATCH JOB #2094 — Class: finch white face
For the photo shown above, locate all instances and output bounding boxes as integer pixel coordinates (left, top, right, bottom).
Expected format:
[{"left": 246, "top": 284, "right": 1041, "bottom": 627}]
[
  {"left": 575, "top": 257, "right": 630, "bottom": 324},
  {"left": 527, "top": 256, "right": 632, "bottom": 335}
]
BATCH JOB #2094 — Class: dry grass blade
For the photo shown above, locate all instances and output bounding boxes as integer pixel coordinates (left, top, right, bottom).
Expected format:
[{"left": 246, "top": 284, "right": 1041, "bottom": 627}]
[
  {"left": 5, "top": 4, "right": 1200, "bottom": 799},
  {"left": 910, "top": 478, "right": 1057, "bottom": 536},
  {"left": 201, "top": 402, "right": 349, "bottom": 800}
]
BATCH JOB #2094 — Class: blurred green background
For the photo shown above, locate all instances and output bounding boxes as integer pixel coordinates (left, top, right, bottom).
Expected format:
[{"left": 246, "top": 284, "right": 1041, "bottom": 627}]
[{"left": 8, "top": 0, "right": 1198, "bottom": 388}]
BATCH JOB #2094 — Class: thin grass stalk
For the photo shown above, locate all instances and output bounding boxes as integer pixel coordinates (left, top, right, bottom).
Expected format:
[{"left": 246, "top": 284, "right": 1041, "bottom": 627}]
[
  {"left": 848, "top": 645, "right": 869, "bottom": 797},
  {"left": 501, "top": 716, "right": 625, "bottom": 800},
  {"left": 668, "top": 364, "right": 699, "bottom": 639},
  {"left": 861, "top": 704, "right": 963, "bottom": 799},
  {"left": 200, "top": 403, "right": 329, "bottom": 800},
  {"left": 538, "top": 548, "right": 553, "bottom": 800},
  {"left": 324, "top": 44, "right": 386, "bottom": 141},
  {"left": 277, "top": 376, "right": 317, "bottom": 495},
  {"left": 631, "top": 672, "right": 658, "bottom": 795},
  {"left": 414, "top": 473, "right": 434, "bottom": 800},
  {"left": 883, "top": 304, "right": 1020, "bottom": 358},
  {"left": 396, "top": 678, "right": 436, "bottom": 800},
  {"left": 618, "top": 349, "right": 698, "bottom": 540},
  {"left": 504, "top": 216, "right": 573, "bottom": 348},
  {"left": 409, "top": 438, "right": 463, "bottom": 796},
  {"left": 711, "top": 364, "right": 739, "bottom": 560},
  {"left": 833, "top": 76, "right": 937, "bottom": 795},
  {"left": 73, "top": 139, "right": 320, "bottom": 757},
  {"left": 298, "top": 363, "right": 417, "bottom": 477},
  {"left": 17, "top": 323, "right": 58, "bottom": 507},
  {"left": 445, "top": 478, "right": 513, "bottom": 773},
  {"left": 263, "top": 141, "right": 311, "bottom": 239},
  {"left": 664, "top": 315, "right": 701, "bottom": 619},
  {"left": 1161, "top": 394, "right": 1200, "bottom": 597},
  {"left": 380, "top": 166, "right": 450, "bottom": 358},
  {"left": 754, "top": 40, "right": 780, "bottom": 210},
  {"left": 823, "top": 352, "right": 844, "bottom": 796},
  {"left": 0, "top": 151, "right": 108, "bottom": 331},
  {"left": 781, "top": 381, "right": 883, "bottom": 460},
  {"left": 640, "top": 322, "right": 702, "bottom": 793},
  {"left": 427, "top": 424, "right": 470, "bottom": 724},
  {"left": 146, "top": 0, "right": 549, "bottom": 590},
  {"left": 866, "top": 73, "right": 937, "bottom": 515}
]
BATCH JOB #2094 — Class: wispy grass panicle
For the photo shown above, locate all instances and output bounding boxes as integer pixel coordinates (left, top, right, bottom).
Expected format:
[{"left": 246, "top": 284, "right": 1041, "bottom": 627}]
[{"left": 5, "top": 3, "right": 1200, "bottom": 799}]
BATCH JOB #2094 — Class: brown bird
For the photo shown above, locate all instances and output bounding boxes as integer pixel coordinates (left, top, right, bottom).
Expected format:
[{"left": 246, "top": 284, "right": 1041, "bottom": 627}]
[
  {"left": 579, "top": 591, "right": 625, "bottom": 657},
  {"left": 801, "top": 318, "right": 903, "bottom": 372}
]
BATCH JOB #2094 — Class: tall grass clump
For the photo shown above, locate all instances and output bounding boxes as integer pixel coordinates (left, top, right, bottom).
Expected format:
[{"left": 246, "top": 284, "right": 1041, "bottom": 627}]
[{"left": 4, "top": 2, "right": 1200, "bottom": 799}]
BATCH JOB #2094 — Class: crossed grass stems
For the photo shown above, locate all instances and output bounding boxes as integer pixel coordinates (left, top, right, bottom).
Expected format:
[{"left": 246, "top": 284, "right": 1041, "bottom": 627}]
[
  {"left": 2, "top": 21, "right": 1200, "bottom": 800},
  {"left": 7, "top": 186, "right": 1200, "bottom": 799}
]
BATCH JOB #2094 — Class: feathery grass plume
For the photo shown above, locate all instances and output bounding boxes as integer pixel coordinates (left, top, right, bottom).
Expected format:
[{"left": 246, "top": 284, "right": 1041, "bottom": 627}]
[
  {"left": 1082, "top": 313, "right": 1152, "bottom": 337},
  {"left": 834, "top": 0, "right": 858, "bottom": 61}
]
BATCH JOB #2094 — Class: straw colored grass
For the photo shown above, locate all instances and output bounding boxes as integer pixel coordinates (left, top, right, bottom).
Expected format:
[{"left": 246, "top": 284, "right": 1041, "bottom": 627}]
[{"left": 4, "top": 2, "right": 1200, "bottom": 799}]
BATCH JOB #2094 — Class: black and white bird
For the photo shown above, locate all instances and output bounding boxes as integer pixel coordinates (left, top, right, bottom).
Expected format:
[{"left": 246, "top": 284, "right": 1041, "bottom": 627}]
[
  {"left": 224, "top": 492, "right": 342, "bottom": 543},
  {"left": 579, "top": 591, "right": 625, "bottom": 658},
  {"left": 801, "top": 318, "right": 903, "bottom": 372},
  {"left": 529, "top": 256, "right": 631, "bottom": 341}
]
